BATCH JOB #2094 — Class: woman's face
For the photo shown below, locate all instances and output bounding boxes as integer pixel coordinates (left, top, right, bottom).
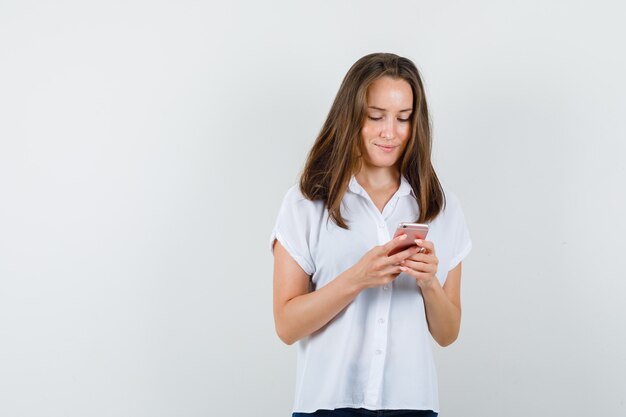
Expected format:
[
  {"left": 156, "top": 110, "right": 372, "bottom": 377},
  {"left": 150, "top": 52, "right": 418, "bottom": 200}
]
[{"left": 360, "top": 76, "right": 413, "bottom": 169}]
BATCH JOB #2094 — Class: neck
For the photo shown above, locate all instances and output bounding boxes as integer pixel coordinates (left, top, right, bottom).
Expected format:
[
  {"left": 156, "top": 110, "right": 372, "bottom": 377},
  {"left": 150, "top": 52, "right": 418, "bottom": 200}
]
[{"left": 354, "top": 165, "right": 401, "bottom": 190}]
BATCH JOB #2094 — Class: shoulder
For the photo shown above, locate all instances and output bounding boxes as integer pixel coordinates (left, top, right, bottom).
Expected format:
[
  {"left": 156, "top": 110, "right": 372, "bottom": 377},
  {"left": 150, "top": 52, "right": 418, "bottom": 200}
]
[
  {"left": 280, "top": 184, "right": 324, "bottom": 210},
  {"left": 443, "top": 187, "right": 463, "bottom": 213},
  {"left": 282, "top": 183, "right": 307, "bottom": 204},
  {"left": 434, "top": 184, "right": 467, "bottom": 224},
  {"left": 276, "top": 184, "right": 326, "bottom": 222}
]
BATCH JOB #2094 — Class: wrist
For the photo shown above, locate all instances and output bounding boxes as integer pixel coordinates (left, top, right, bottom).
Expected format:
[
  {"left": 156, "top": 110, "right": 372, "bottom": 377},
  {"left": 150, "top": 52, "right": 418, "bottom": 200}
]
[
  {"left": 418, "top": 276, "right": 441, "bottom": 295},
  {"left": 338, "top": 267, "right": 364, "bottom": 297}
]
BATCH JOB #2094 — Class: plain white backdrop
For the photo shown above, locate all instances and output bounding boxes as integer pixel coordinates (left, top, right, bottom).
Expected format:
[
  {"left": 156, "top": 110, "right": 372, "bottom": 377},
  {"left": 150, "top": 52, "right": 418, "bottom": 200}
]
[{"left": 1, "top": 1, "right": 625, "bottom": 416}]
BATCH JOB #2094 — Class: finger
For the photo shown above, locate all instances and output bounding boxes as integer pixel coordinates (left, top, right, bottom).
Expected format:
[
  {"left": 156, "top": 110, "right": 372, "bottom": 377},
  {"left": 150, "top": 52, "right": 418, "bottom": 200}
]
[
  {"left": 405, "top": 254, "right": 439, "bottom": 269},
  {"left": 387, "top": 245, "right": 421, "bottom": 265},
  {"left": 415, "top": 239, "right": 435, "bottom": 255},
  {"left": 404, "top": 252, "right": 432, "bottom": 263},
  {"left": 400, "top": 259, "right": 436, "bottom": 273},
  {"left": 381, "top": 265, "right": 403, "bottom": 277},
  {"left": 381, "top": 266, "right": 402, "bottom": 283},
  {"left": 381, "top": 233, "right": 409, "bottom": 254},
  {"left": 401, "top": 258, "right": 428, "bottom": 270},
  {"left": 399, "top": 266, "right": 433, "bottom": 280}
]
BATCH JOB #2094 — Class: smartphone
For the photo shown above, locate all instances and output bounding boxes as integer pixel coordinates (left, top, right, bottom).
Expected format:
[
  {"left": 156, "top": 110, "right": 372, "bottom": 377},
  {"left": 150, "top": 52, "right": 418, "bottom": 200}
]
[{"left": 387, "top": 222, "right": 429, "bottom": 256}]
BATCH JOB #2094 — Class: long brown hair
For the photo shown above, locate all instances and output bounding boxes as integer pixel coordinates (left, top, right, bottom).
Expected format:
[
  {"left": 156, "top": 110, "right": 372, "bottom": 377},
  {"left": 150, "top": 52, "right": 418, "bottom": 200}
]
[{"left": 300, "top": 52, "right": 445, "bottom": 229}]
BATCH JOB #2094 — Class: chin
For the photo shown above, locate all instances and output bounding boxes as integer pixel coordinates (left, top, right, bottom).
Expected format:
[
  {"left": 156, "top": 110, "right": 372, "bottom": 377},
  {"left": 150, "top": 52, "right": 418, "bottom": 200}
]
[{"left": 367, "top": 156, "right": 401, "bottom": 168}]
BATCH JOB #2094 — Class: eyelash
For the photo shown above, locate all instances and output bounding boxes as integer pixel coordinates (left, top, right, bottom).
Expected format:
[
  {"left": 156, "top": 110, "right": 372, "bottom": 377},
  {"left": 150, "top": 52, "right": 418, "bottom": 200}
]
[{"left": 368, "top": 116, "right": 410, "bottom": 122}]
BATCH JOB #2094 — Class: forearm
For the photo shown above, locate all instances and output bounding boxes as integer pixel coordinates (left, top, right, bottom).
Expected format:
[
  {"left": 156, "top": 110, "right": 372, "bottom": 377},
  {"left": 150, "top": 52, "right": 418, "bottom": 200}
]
[
  {"left": 421, "top": 279, "right": 461, "bottom": 347},
  {"left": 275, "top": 269, "right": 361, "bottom": 345}
]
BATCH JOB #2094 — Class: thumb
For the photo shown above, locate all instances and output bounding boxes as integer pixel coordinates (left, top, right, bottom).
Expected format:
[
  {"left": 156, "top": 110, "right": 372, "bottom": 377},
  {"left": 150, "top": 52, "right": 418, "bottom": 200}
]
[{"left": 381, "top": 234, "right": 408, "bottom": 254}]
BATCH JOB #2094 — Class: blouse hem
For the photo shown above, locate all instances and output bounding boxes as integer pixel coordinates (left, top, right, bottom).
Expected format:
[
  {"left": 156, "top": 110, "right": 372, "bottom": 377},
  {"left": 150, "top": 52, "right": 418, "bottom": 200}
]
[{"left": 292, "top": 403, "right": 440, "bottom": 414}]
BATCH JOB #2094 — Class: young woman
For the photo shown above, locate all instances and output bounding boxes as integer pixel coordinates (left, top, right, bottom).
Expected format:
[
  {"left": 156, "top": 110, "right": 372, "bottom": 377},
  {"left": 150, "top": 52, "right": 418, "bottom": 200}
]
[{"left": 269, "top": 53, "right": 472, "bottom": 416}]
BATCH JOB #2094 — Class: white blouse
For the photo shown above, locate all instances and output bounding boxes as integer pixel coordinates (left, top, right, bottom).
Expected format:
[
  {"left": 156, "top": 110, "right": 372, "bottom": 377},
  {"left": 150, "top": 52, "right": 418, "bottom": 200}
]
[{"left": 269, "top": 175, "right": 472, "bottom": 413}]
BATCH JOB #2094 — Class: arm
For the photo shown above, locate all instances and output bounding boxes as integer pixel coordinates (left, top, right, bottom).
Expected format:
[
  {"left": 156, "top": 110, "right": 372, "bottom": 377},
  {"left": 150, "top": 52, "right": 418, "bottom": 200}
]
[
  {"left": 272, "top": 235, "right": 421, "bottom": 345},
  {"left": 420, "top": 262, "right": 462, "bottom": 347},
  {"left": 272, "top": 240, "right": 360, "bottom": 345},
  {"left": 399, "top": 239, "right": 463, "bottom": 347}
]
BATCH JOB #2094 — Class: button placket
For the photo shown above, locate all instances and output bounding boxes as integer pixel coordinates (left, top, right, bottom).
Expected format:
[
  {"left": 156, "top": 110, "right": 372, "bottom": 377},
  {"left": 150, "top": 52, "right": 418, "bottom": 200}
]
[
  {"left": 382, "top": 195, "right": 401, "bottom": 220},
  {"left": 361, "top": 184, "right": 394, "bottom": 408},
  {"left": 365, "top": 243, "right": 393, "bottom": 408}
]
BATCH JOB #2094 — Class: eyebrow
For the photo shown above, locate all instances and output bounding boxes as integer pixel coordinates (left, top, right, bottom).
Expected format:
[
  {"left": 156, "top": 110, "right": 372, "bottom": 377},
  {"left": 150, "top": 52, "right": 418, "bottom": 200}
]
[{"left": 368, "top": 106, "right": 413, "bottom": 112}]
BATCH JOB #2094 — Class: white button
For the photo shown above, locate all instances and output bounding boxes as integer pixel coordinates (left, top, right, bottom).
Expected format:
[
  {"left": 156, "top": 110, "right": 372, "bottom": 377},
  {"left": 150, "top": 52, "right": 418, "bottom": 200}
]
[
  {"left": 378, "top": 223, "right": 385, "bottom": 228},
  {"left": 375, "top": 349, "right": 383, "bottom": 355},
  {"left": 378, "top": 318, "right": 385, "bottom": 324},
  {"left": 383, "top": 285, "right": 389, "bottom": 290}
]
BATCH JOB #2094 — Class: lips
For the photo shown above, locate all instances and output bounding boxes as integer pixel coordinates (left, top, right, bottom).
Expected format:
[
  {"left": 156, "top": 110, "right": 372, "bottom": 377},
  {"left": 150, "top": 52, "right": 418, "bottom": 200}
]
[{"left": 375, "top": 144, "right": 398, "bottom": 152}]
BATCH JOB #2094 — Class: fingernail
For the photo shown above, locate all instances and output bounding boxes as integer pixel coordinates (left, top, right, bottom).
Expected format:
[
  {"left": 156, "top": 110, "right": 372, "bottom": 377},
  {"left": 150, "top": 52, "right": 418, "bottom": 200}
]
[
  {"left": 399, "top": 234, "right": 407, "bottom": 240},
  {"left": 415, "top": 239, "right": 422, "bottom": 244}
]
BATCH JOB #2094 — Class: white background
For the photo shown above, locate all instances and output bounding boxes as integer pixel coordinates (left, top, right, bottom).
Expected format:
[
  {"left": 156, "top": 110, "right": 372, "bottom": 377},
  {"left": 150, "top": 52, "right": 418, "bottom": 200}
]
[{"left": 1, "top": 1, "right": 625, "bottom": 416}]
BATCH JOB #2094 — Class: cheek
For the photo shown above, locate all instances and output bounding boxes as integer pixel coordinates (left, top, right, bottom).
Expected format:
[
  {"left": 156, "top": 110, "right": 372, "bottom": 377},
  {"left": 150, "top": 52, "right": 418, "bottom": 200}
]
[
  {"left": 361, "top": 123, "right": 377, "bottom": 139},
  {"left": 398, "top": 123, "right": 411, "bottom": 138}
]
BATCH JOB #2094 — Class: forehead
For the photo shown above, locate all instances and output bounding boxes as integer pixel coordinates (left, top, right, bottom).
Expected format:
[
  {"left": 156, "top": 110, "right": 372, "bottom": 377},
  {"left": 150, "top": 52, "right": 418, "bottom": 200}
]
[{"left": 366, "top": 76, "right": 413, "bottom": 108}]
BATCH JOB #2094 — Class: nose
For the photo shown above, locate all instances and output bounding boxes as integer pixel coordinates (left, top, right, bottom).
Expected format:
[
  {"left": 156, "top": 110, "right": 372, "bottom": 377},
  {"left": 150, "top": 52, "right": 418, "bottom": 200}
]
[{"left": 380, "top": 119, "right": 395, "bottom": 140}]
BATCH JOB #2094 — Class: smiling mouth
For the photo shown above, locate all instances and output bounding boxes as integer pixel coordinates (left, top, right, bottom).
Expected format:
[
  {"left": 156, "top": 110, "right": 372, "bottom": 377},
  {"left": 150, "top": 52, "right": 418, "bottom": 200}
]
[{"left": 375, "top": 144, "right": 398, "bottom": 151}]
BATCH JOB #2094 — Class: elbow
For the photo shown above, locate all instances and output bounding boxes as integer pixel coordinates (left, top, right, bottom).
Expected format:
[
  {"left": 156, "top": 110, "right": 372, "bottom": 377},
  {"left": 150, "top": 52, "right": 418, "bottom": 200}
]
[
  {"left": 434, "top": 330, "right": 459, "bottom": 347},
  {"left": 273, "top": 304, "right": 304, "bottom": 345},
  {"left": 275, "top": 323, "right": 297, "bottom": 346},
  {"left": 433, "top": 314, "right": 462, "bottom": 347},
  {"left": 436, "top": 336, "right": 457, "bottom": 347},
  {"left": 277, "top": 333, "right": 296, "bottom": 346}
]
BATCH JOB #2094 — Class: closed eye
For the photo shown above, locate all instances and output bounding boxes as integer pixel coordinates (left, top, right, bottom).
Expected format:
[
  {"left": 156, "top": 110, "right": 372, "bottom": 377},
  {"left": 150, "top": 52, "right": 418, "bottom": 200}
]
[{"left": 367, "top": 116, "right": 410, "bottom": 122}]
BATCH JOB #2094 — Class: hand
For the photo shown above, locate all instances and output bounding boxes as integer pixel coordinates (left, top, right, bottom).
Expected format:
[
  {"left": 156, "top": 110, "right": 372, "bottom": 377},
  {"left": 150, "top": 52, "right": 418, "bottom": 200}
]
[
  {"left": 399, "top": 239, "right": 439, "bottom": 289},
  {"left": 347, "top": 234, "right": 423, "bottom": 291}
]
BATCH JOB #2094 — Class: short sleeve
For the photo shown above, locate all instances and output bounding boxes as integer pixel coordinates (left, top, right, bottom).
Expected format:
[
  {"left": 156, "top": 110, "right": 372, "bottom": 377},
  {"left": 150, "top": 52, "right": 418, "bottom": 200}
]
[
  {"left": 269, "top": 185, "right": 316, "bottom": 276},
  {"left": 445, "top": 191, "right": 473, "bottom": 271}
]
